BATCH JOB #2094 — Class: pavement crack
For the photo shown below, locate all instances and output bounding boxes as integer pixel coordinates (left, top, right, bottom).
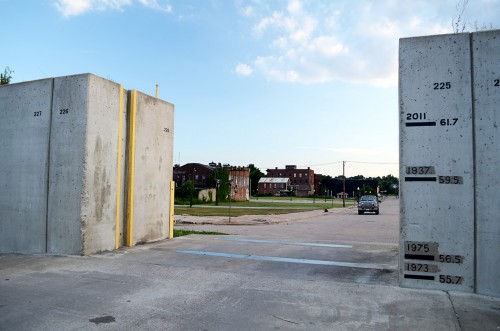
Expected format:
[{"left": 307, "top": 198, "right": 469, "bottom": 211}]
[
  {"left": 271, "top": 314, "right": 299, "bottom": 325},
  {"left": 445, "top": 291, "right": 462, "bottom": 331}
]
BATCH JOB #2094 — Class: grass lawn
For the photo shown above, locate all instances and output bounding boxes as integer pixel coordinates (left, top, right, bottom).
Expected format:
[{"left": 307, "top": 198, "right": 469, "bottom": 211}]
[
  {"left": 174, "top": 206, "right": 314, "bottom": 217},
  {"left": 173, "top": 229, "right": 228, "bottom": 237}
]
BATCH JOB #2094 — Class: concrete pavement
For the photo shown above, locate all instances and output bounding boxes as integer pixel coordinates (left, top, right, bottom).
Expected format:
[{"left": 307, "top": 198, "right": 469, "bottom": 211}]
[{"left": 1, "top": 197, "right": 499, "bottom": 330}]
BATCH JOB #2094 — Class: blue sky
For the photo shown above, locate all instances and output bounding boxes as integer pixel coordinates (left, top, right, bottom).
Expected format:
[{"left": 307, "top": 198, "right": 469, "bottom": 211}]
[{"left": 2, "top": 0, "right": 499, "bottom": 177}]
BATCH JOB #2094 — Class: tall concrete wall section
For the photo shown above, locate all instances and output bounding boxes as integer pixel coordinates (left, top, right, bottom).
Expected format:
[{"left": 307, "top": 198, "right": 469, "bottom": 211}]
[
  {"left": 399, "top": 33, "right": 474, "bottom": 292},
  {"left": 0, "top": 73, "right": 173, "bottom": 255},
  {"left": 47, "top": 74, "right": 125, "bottom": 255},
  {"left": 81, "top": 76, "right": 127, "bottom": 254},
  {"left": 472, "top": 30, "right": 500, "bottom": 297},
  {"left": 47, "top": 74, "right": 89, "bottom": 254},
  {"left": 127, "top": 90, "right": 174, "bottom": 245},
  {"left": 0, "top": 79, "right": 54, "bottom": 253}
]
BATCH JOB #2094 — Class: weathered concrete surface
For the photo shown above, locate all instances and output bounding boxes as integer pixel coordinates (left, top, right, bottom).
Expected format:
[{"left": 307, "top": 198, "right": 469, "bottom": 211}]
[
  {"left": 47, "top": 74, "right": 124, "bottom": 255},
  {"left": 0, "top": 79, "right": 54, "bottom": 253},
  {"left": 0, "top": 74, "right": 125, "bottom": 255},
  {"left": 129, "top": 91, "right": 174, "bottom": 245},
  {"left": 399, "top": 33, "right": 474, "bottom": 292},
  {"left": 1, "top": 198, "right": 498, "bottom": 330},
  {"left": 82, "top": 75, "right": 127, "bottom": 254},
  {"left": 1, "top": 73, "right": 173, "bottom": 255},
  {"left": 472, "top": 29, "right": 500, "bottom": 297}
]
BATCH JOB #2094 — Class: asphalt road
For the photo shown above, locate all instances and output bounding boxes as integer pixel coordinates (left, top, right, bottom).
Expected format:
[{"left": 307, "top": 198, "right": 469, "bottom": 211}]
[{"left": 1, "top": 197, "right": 499, "bottom": 330}]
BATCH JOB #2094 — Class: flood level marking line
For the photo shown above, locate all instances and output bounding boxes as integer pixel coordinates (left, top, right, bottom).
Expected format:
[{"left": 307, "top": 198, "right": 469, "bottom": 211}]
[{"left": 175, "top": 250, "right": 395, "bottom": 270}]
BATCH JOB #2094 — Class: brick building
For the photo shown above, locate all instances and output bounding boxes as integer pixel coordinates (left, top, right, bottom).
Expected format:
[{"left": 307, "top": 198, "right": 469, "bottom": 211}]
[
  {"left": 173, "top": 163, "right": 250, "bottom": 201},
  {"left": 258, "top": 178, "right": 290, "bottom": 195},
  {"left": 266, "top": 165, "right": 315, "bottom": 197},
  {"left": 173, "top": 163, "right": 213, "bottom": 188},
  {"left": 228, "top": 167, "right": 250, "bottom": 201}
]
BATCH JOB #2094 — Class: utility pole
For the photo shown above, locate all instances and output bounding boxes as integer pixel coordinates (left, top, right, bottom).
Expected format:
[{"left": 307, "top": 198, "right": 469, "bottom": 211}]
[
  {"left": 228, "top": 179, "right": 233, "bottom": 222},
  {"left": 342, "top": 161, "right": 346, "bottom": 207}
]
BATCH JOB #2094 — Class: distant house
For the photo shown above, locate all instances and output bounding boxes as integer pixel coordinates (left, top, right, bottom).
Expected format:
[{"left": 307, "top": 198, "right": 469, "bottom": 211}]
[
  {"left": 266, "top": 165, "right": 315, "bottom": 197},
  {"left": 258, "top": 177, "right": 290, "bottom": 196},
  {"left": 336, "top": 192, "right": 349, "bottom": 199}
]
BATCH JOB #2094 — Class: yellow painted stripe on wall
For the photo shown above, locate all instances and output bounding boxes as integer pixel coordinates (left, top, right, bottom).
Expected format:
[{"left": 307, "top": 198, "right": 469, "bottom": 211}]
[
  {"left": 115, "top": 85, "right": 124, "bottom": 249},
  {"left": 126, "top": 90, "right": 137, "bottom": 247},
  {"left": 169, "top": 181, "right": 175, "bottom": 238}
]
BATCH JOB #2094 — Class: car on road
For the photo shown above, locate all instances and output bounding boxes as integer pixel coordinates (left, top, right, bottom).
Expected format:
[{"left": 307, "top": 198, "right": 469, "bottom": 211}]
[{"left": 358, "top": 195, "right": 379, "bottom": 215}]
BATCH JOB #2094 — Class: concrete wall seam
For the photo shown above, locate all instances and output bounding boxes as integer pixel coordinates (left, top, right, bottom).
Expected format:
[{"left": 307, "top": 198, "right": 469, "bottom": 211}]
[
  {"left": 115, "top": 85, "right": 124, "bottom": 249},
  {"left": 126, "top": 90, "right": 137, "bottom": 247}
]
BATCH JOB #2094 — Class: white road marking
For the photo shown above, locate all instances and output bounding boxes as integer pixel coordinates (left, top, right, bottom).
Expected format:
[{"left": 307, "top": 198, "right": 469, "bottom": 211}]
[
  {"left": 176, "top": 250, "right": 395, "bottom": 270},
  {"left": 217, "top": 237, "right": 352, "bottom": 248}
]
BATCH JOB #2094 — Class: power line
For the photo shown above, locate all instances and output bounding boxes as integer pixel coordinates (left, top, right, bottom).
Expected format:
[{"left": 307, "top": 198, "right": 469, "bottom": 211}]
[
  {"left": 300, "top": 160, "right": 398, "bottom": 167},
  {"left": 346, "top": 161, "right": 399, "bottom": 165}
]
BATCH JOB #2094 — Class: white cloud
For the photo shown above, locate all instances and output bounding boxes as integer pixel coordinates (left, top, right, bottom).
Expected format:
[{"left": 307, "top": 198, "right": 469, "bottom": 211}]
[
  {"left": 252, "top": 11, "right": 284, "bottom": 37},
  {"left": 308, "top": 36, "right": 346, "bottom": 57},
  {"left": 138, "top": 0, "right": 172, "bottom": 13},
  {"left": 53, "top": 0, "right": 171, "bottom": 17},
  {"left": 54, "top": 0, "right": 93, "bottom": 17},
  {"left": 241, "top": 5, "right": 254, "bottom": 17},
  {"left": 240, "top": 0, "right": 459, "bottom": 86},
  {"left": 235, "top": 63, "right": 253, "bottom": 76},
  {"left": 287, "top": 0, "right": 302, "bottom": 14}
]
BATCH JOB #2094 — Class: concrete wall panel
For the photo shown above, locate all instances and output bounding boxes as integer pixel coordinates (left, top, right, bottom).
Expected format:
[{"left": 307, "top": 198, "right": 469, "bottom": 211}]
[
  {"left": 81, "top": 75, "right": 125, "bottom": 254},
  {"left": 47, "top": 74, "right": 127, "bottom": 255},
  {"left": 472, "top": 30, "right": 500, "bottom": 297},
  {"left": 399, "top": 33, "right": 474, "bottom": 292},
  {"left": 130, "top": 91, "right": 174, "bottom": 244},
  {"left": 47, "top": 74, "right": 89, "bottom": 254},
  {"left": 0, "top": 79, "right": 53, "bottom": 253}
]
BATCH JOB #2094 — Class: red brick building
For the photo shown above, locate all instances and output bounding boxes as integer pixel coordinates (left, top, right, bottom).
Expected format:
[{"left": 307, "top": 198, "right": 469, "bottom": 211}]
[
  {"left": 173, "top": 163, "right": 212, "bottom": 188},
  {"left": 228, "top": 167, "right": 250, "bottom": 201},
  {"left": 173, "top": 163, "right": 250, "bottom": 201},
  {"left": 258, "top": 178, "right": 290, "bottom": 195},
  {"left": 266, "top": 165, "right": 315, "bottom": 197}
]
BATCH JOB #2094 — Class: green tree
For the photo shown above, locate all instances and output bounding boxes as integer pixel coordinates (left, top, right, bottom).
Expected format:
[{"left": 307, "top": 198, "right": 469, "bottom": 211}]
[
  {"left": 208, "top": 167, "right": 230, "bottom": 203},
  {"left": 358, "top": 184, "right": 377, "bottom": 197},
  {"left": 376, "top": 174, "right": 399, "bottom": 195},
  {"left": 174, "top": 180, "right": 199, "bottom": 205},
  {"left": 0, "top": 67, "right": 13, "bottom": 85},
  {"left": 248, "top": 164, "right": 264, "bottom": 195}
]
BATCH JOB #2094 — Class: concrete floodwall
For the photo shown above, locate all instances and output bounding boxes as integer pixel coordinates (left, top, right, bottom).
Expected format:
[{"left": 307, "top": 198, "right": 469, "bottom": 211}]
[
  {"left": 0, "top": 73, "right": 174, "bottom": 255},
  {"left": 472, "top": 30, "right": 500, "bottom": 297},
  {"left": 399, "top": 33, "right": 474, "bottom": 292},
  {"left": 0, "top": 78, "right": 53, "bottom": 253},
  {"left": 47, "top": 74, "right": 127, "bottom": 254},
  {"left": 399, "top": 30, "right": 500, "bottom": 297},
  {"left": 126, "top": 90, "right": 174, "bottom": 246}
]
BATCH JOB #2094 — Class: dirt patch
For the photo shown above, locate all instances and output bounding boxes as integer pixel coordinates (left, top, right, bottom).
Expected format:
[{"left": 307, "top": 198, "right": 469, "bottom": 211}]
[{"left": 175, "top": 206, "right": 357, "bottom": 226}]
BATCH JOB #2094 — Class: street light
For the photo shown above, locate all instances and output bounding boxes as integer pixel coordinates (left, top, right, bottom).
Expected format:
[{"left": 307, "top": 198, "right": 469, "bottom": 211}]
[{"left": 215, "top": 179, "right": 220, "bottom": 206}]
